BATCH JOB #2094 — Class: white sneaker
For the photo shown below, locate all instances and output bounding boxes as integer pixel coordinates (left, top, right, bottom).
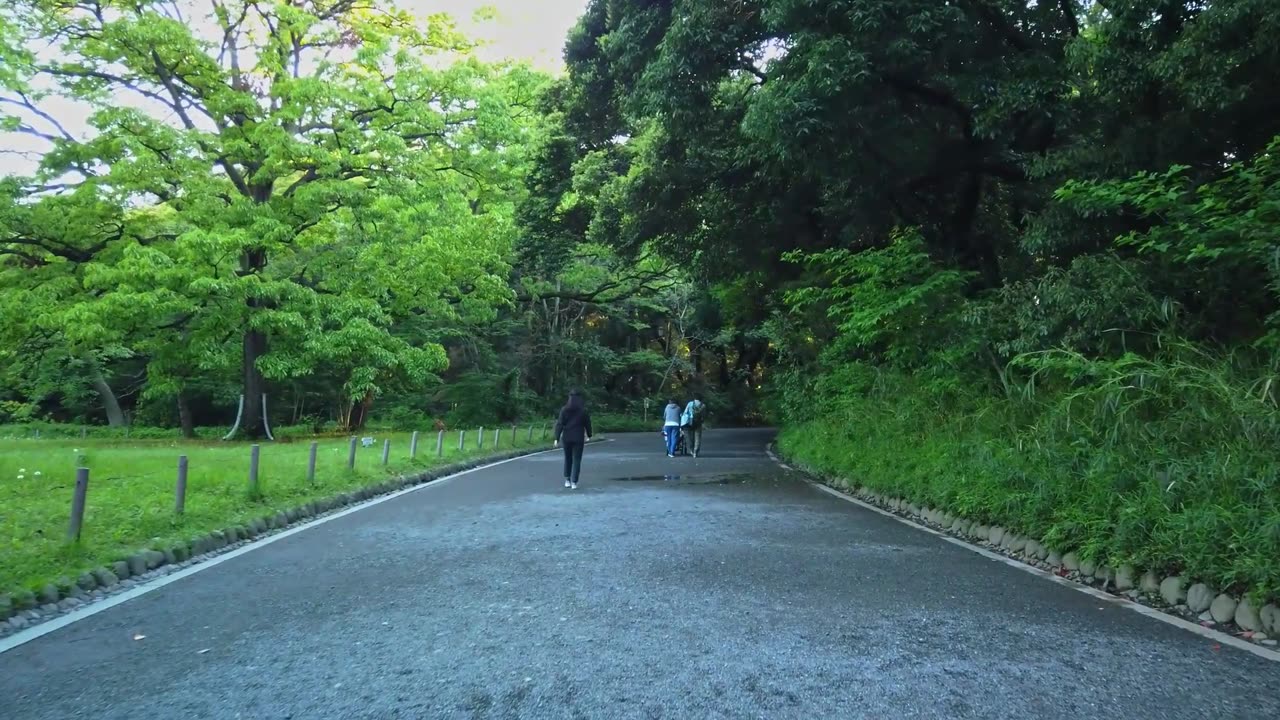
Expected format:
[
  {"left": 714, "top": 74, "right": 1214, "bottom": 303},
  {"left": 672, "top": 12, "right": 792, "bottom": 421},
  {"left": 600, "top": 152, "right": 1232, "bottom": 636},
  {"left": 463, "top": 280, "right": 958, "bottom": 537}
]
[
  {"left": 570, "top": 482, "right": 578, "bottom": 490},
  {"left": 564, "top": 479, "right": 571, "bottom": 488}
]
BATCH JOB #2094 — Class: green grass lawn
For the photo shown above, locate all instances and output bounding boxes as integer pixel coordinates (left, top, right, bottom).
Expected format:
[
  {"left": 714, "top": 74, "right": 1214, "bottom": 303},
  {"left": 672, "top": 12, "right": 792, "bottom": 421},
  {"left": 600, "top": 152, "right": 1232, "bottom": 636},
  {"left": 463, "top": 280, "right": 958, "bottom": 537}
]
[{"left": 0, "top": 426, "right": 554, "bottom": 595}]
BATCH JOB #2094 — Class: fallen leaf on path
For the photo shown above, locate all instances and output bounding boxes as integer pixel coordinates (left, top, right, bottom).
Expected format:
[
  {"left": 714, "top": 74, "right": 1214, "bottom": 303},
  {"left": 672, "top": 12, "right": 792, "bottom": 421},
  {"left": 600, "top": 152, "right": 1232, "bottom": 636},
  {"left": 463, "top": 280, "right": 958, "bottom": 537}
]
[
  {"left": 1211, "top": 643, "right": 1221, "bottom": 652},
  {"left": 132, "top": 634, "right": 146, "bottom": 641},
  {"left": 197, "top": 649, "right": 210, "bottom": 654}
]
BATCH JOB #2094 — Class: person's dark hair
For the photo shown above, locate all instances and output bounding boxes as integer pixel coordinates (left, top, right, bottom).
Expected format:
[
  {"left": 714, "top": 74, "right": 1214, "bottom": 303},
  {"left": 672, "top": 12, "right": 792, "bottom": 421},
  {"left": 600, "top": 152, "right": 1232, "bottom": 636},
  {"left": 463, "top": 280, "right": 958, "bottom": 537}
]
[{"left": 565, "top": 389, "right": 585, "bottom": 411}]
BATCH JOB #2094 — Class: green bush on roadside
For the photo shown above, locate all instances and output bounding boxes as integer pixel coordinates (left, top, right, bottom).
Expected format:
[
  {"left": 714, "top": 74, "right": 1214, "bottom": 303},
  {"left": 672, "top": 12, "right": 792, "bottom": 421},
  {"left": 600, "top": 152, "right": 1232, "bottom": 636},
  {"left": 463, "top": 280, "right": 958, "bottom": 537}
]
[{"left": 778, "top": 354, "right": 1280, "bottom": 604}]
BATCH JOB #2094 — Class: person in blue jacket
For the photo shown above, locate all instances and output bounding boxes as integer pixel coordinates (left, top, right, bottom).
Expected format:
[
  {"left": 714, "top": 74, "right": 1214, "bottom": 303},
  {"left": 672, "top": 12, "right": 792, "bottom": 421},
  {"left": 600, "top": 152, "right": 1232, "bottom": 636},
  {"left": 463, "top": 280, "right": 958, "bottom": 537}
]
[{"left": 662, "top": 399, "right": 682, "bottom": 457}]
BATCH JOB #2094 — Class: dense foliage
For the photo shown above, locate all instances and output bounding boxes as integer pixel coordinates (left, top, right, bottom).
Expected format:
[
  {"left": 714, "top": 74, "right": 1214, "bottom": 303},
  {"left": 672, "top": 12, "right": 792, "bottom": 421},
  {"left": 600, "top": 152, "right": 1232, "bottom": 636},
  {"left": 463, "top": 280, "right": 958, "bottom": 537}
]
[
  {"left": 0, "top": 1, "right": 749, "bottom": 436},
  {"left": 5, "top": 1, "right": 1280, "bottom": 600},
  {"left": 541, "top": 0, "right": 1280, "bottom": 600}
]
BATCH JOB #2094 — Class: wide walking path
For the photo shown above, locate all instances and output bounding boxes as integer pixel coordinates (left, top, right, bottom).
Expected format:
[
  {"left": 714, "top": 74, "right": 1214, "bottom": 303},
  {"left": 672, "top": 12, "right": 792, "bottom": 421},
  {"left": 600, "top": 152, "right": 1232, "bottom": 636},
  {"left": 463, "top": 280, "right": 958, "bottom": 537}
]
[{"left": 2, "top": 429, "right": 1276, "bottom": 719}]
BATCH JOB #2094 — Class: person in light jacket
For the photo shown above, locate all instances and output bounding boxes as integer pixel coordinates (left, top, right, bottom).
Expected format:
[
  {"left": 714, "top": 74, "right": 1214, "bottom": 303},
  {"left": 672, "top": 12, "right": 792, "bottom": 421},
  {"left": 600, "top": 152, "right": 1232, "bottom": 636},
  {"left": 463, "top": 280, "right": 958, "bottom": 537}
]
[
  {"left": 662, "top": 399, "right": 681, "bottom": 457},
  {"left": 681, "top": 396, "right": 705, "bottom": 458},
  {"left": 554, "top": 389, "right": 593, "bottom": 489}
]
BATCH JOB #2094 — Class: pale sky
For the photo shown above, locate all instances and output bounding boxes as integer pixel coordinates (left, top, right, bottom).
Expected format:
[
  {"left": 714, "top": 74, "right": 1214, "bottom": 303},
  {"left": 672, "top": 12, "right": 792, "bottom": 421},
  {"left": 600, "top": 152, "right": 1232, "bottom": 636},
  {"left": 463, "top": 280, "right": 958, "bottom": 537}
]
[
  {"left": 431, "top": 0, "right": 589, "bottom": 70},
  {"left": 0, "top": 0, "right": 589, "bottom": 176}
]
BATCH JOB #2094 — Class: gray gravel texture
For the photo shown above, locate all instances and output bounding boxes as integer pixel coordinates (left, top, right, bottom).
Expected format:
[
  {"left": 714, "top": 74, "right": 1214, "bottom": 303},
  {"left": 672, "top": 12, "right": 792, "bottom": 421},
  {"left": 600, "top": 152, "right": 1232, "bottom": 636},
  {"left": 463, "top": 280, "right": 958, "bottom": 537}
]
[{"left": 2, "top": 429, "right": 1277, "bottom": 719}]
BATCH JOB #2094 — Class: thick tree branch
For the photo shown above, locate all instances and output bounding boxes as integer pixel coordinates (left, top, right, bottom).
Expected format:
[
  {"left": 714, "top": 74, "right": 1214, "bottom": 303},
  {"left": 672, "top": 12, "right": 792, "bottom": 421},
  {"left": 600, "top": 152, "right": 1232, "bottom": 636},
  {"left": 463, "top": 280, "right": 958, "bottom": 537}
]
[
  {"left": 0, "top": 93, "right": 76, "bottom": 141},
  {"left": 41, "top": 67, "right": 184, "bottom": 114},
  {"left": 517, "top": 265, "right": 679, "bottom": 305}
]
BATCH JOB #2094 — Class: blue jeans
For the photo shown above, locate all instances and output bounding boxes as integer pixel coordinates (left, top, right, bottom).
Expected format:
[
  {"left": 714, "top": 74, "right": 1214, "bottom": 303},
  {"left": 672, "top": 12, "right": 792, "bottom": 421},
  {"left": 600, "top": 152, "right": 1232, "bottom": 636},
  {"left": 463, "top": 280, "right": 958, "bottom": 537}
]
[{"left": 664, "top": 425, "right": 679, "bottom": 455}]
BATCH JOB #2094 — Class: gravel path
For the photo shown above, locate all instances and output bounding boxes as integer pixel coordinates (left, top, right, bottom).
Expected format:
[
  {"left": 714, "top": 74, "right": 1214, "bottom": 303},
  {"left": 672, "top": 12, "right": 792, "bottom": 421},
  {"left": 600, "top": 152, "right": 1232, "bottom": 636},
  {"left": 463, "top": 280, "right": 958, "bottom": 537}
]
[{"left": 2, "top": 429, "right": 1277, "bottom": 719}]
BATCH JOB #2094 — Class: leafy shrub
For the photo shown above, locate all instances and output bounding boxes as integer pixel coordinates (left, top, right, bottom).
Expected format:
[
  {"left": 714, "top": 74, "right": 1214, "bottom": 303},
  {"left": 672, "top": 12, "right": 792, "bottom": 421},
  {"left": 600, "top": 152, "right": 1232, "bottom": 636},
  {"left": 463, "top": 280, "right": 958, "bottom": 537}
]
[{"left": 779, "top": 356, "right": 1280, "bottom": 603}]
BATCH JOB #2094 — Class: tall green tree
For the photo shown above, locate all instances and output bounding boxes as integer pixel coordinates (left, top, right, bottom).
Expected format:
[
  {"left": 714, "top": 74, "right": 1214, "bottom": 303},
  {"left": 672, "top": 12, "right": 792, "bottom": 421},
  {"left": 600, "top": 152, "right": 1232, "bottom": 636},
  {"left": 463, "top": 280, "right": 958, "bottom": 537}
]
[{"left": 1, "top": 1, "right": 547, "bottom": 435}]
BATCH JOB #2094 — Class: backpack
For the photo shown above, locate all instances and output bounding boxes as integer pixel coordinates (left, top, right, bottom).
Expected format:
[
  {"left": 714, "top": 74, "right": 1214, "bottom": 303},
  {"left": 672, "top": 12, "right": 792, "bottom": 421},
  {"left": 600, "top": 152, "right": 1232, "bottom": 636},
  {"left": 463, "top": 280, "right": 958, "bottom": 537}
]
[{"left": 689, "top": 401, "right": 705, "bottom": 428}]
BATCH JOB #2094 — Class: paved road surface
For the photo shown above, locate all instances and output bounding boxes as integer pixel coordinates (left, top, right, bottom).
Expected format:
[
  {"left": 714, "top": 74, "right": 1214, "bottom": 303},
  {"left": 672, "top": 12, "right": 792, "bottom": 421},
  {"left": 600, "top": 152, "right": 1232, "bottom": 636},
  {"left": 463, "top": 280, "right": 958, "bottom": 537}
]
[{"left": 2, "top": 429, "right": 1277, "bottom": 719}]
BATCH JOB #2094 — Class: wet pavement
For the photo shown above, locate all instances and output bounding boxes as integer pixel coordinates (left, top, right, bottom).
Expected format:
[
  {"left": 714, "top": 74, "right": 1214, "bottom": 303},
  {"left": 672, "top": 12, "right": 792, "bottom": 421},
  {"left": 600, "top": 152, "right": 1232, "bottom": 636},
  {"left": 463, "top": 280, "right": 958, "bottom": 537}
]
[{"left": 1, "top": 429, "right": 1277, "bottom": 719}]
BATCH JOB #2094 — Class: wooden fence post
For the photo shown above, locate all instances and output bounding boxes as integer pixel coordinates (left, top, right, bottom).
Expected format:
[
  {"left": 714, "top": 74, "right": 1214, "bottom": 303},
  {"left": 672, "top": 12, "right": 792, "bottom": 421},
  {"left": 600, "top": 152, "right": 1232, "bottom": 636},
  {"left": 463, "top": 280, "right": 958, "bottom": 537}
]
[
  {"left": 248, "top": 444, "right": 261, "bottom": 496},
  {"left": 68, "top": 468, "right": 89, "bottom": 542},
  {"left": 175, "top": 456, "right": 188, "bottom": 515},
  {"left": 307, "top": 441, "right": 318, "bottom": 483}
]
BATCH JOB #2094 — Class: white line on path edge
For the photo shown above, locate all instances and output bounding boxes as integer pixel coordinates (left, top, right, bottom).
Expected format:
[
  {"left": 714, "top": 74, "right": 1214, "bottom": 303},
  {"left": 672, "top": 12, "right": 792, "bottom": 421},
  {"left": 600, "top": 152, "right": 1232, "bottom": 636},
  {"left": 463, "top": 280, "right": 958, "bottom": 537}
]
[
  {"left": 765, "top": 445, "right": 1280, "bottom": 663},
  {"left": 0, "top": 441, "right": 611, "bottom": 656}
]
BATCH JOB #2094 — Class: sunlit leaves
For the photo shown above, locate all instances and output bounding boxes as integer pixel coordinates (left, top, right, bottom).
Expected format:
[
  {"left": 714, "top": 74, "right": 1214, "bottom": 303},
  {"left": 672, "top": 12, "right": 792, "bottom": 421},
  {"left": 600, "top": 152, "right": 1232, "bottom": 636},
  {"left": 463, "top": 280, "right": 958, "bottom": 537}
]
[{"left": 1, "top": 0, "right": 550, "bottom": 420}]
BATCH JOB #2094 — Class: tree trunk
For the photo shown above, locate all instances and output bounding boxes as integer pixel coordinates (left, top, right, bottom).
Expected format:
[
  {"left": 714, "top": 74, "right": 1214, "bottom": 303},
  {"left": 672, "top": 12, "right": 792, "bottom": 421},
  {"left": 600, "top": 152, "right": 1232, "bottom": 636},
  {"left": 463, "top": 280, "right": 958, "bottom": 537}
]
[
  {"left": 336, "top": 395, "right": 353, "bottom": 430},
  {"left": 240, "top": 247, "right": 268, "bottom": 439},
  {"left": 177, "top": 391, "right": 195, "bottom": 439},
  {"left": 242, "top": 328, "right": 267, "bottom": 438},
  {"left": 349, "top": 390, "right": 375, "bottom": 430},
  {"left": 89, "top": 365, "right": 126, "bottom": 427}
]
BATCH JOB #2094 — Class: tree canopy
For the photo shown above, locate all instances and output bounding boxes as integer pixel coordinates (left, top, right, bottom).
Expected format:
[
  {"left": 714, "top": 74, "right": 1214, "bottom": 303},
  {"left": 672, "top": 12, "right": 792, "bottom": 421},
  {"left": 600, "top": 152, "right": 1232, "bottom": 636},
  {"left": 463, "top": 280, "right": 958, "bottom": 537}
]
[
  {"left": 1, "top": 0, "right": 548, "bottom": 435},
  {"left": 517, "top": 0, "right": 1280, "bottom": 601},
  {"left": 4, "top": 0, "right": 1280, "bottom": 454}
]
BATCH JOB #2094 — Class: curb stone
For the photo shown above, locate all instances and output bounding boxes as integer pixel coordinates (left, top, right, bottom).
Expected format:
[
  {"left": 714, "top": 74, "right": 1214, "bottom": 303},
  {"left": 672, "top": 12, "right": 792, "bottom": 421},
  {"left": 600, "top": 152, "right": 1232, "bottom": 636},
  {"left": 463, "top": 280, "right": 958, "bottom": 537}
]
[
  {"left": 1236, "top": 598, "right": 1262, "bottom": 632},
  {"left": 91, "top": 568, "right": 118, "bottom": 589},
  {"left": 1187, "top": 583, "right": 1214, "bottom": 613},
  {"left": 1160, "top": 577, "right": 1186, "bottom": 606},
  {"left": 1262, "top": 604, "right": 1280, "bottom": 635},
  {"left": 1210, "top": 594, "right": 1238, "bottom": 624},
  {"left": 0, "top": 442, "right": 564, "bottom": 642},
  {"left": 772, "top": 446, "right": 1280, "bottom": 656}
]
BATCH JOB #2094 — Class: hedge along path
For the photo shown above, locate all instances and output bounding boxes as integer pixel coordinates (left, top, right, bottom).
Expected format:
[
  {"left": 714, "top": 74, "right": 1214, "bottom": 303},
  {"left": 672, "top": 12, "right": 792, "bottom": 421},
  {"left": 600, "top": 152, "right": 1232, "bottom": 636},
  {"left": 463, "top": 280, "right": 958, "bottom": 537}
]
[{"left": 0, "top": 427, "right": 557, "bottom": 599}]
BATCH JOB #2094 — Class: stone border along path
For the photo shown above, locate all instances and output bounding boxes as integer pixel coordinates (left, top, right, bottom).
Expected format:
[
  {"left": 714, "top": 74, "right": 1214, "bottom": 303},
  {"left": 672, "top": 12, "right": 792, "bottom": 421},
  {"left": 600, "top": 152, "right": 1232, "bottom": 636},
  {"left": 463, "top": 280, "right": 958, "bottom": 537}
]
[
  {"left": 766, "top": 444, "right": 1280, "bottom": 662},
  {"left": 0, "top": 439, "right": 605, "bottom": 645}
]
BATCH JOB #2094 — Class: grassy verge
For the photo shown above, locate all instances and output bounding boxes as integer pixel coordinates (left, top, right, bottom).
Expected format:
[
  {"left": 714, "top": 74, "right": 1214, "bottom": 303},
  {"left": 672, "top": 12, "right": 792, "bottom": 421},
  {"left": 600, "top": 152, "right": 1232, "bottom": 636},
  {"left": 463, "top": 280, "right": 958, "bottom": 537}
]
[
  {"left": 0, "top": 426, "right": 557, "bottom": 595},
  {"left": 777, "top": 364, "right": 1280, "bottom": 605}
]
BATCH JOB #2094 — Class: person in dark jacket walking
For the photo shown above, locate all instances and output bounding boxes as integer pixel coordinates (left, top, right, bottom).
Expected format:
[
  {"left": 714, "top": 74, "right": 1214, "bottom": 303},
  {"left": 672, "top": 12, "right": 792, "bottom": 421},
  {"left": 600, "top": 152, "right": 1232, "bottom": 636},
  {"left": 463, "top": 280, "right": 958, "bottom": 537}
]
[{"left": 553, "top": 389, "right": 593, "bottom": 489}]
